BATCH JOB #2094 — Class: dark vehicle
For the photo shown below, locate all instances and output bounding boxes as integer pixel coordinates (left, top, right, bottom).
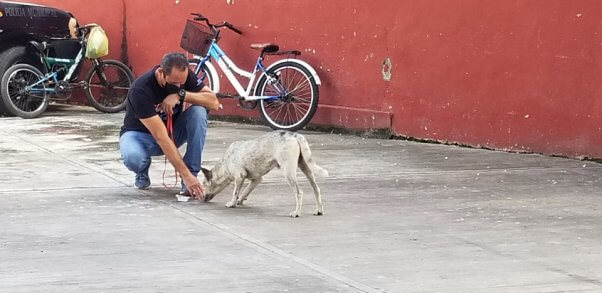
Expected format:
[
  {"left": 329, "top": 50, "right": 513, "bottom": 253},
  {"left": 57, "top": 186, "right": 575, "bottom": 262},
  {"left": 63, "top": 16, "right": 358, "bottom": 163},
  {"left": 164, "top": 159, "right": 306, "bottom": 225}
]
[{"left": 0, "top": 1, "right": 73, "bottom": 115}]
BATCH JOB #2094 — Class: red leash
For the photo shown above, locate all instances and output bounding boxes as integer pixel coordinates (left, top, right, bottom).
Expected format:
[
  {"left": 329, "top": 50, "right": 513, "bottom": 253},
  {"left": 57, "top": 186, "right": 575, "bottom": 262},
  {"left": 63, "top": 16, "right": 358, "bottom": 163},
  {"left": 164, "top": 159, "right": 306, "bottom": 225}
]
[{"left": 162, "top": 113, "right": 179, "bottom": 188}]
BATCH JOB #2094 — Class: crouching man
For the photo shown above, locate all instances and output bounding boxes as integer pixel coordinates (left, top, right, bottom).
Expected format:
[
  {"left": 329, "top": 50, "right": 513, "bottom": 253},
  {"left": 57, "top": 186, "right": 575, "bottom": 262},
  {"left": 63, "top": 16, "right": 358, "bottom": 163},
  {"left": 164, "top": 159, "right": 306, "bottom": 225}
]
[{"left": 119, "top": 52, "right": 219, "bottom": 199}]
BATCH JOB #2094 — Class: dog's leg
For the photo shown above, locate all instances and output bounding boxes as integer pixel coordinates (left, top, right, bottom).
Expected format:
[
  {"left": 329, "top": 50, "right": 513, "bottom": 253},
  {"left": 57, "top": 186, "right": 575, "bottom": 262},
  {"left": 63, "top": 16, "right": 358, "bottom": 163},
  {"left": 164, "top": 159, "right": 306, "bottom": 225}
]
[
  {"left": 225, "top": 177, "right": 245, "bottom": 208},
  {"left": 281, "top": 162, "right": 303, "bottom": 218},
  {"left": 299, "top": 160, "right": 324, "bottom": 216},
  {"left": 237, "top": 178, "right": 262, "bottom": 205}
]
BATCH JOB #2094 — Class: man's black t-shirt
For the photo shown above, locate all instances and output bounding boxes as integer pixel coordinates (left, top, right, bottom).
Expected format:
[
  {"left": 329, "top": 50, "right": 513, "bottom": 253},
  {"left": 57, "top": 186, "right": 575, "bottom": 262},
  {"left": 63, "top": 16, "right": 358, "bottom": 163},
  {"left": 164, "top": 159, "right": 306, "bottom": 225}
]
[{"left": 120, "top": 66, "right": 205, "bottom": 136}]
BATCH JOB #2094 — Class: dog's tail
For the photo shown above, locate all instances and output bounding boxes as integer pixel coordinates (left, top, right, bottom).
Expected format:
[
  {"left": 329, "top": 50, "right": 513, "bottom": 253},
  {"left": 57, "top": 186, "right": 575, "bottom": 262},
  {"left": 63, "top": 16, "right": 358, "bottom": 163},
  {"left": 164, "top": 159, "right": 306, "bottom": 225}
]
[{"left": 294, "top": 133, "right": 329, "bottom": 177}]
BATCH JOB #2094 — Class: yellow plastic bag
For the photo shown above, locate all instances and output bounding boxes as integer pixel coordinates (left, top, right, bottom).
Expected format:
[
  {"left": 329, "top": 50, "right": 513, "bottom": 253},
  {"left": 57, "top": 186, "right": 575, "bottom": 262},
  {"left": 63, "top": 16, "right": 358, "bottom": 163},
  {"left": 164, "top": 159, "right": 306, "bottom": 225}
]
[{"left": 85, "top": 25, "right": 109, "bottom": 59}]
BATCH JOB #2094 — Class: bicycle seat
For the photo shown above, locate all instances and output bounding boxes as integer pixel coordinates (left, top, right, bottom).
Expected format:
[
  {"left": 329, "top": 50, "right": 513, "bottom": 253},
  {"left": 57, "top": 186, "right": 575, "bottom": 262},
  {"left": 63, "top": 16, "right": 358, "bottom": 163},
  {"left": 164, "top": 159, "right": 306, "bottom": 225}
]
[
  {"left": 29, "top": 41, "right": 49, "bottom": 53},
  {"left": 250, "top": 43, "right": 279, "bottom": 54}
]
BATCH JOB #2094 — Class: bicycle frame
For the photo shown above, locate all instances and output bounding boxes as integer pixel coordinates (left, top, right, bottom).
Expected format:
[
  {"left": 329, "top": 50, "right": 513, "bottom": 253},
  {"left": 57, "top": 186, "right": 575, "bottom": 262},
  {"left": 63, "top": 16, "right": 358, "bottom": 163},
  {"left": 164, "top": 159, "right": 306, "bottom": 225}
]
[
  {"left": 26, "top": 47, "right": 85, "bottom": 94},
  {"left": 194, "top": 41, "right": 286, "bottom": 101}
]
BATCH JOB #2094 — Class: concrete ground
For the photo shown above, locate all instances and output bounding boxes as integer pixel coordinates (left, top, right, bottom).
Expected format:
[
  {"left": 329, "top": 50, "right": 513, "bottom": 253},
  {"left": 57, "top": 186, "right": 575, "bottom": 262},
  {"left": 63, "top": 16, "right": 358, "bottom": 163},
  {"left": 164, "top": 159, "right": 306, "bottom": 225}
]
[{"left": 1, "top": 104, "right": 601, "bottom": 293}]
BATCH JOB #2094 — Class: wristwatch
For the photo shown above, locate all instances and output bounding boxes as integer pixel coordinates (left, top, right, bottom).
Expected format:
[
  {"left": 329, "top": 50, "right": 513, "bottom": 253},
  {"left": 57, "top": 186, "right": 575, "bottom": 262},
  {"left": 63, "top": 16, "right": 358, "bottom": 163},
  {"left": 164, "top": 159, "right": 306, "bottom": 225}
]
[{"left": 178, "top": 89, "right": 186, "bottom": 104}]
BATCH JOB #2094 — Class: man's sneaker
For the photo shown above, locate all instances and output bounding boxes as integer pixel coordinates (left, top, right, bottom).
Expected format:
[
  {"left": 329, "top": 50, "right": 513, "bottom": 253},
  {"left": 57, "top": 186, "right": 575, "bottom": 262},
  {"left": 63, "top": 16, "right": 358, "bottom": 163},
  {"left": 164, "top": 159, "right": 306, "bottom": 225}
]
[
  {"left": 135, "top": 172, "right": 151, "bottom": 189},
  {"left": 135, "top": 163, "right": 151, "bottom": 189}
]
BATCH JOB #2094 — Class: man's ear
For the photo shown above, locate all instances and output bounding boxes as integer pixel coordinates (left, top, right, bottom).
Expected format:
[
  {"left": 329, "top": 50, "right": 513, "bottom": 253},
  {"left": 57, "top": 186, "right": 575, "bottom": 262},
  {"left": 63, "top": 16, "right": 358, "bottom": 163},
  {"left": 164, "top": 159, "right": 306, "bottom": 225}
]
[
  {"left": 201, "top": 167, "right": 212, "bottom": 181},
  {"left": 155, "top": 67, "right": 166, "bottom": 86}
]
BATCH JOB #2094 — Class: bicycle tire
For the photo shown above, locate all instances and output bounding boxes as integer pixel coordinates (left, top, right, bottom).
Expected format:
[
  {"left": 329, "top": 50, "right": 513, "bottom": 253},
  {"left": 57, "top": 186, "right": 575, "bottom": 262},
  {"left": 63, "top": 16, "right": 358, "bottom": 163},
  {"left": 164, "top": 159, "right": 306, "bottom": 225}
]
[
  {"left": 0, "top": 64, "right": 48, "bottom": 119},
  {"left": 84, "top": 59, "right": 134, "bottom": 113},
  {"left": 0, "top": 46, "right": 43, "bottom": 116},
  {"left": 254, "top": 61, "right": 319, "bottom": 131}
]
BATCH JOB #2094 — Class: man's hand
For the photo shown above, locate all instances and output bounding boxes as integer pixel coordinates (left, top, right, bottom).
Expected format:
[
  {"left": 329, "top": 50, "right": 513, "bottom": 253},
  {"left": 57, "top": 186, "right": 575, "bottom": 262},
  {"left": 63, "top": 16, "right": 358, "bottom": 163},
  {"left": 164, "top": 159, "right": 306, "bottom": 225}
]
[
  {"left": 182, "top": 173, "right": 204, "bottom": 200},
  {"left": 161, "top": 94, "right": 180, "bottom": 115}
]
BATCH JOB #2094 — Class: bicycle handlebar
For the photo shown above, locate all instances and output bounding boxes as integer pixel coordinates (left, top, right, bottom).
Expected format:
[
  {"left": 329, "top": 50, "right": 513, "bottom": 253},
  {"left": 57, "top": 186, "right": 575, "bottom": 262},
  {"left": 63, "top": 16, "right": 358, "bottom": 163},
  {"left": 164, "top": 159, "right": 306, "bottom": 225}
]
[
  {"left": 227, "top": 23, "right": 243, "bottom": 34},
  {"left": 191, "top": 13, "right": 242, "bottom": 35},
  {"left": 215, "top": 21, "right": 242, "bottom": 35}
]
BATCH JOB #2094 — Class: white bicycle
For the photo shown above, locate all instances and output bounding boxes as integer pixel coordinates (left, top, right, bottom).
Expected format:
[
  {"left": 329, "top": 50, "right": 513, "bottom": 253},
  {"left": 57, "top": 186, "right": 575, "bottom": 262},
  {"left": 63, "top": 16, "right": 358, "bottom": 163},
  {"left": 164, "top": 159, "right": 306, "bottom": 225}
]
[{"left": 182, "top": 13, "right": 321, "bottom": 131}]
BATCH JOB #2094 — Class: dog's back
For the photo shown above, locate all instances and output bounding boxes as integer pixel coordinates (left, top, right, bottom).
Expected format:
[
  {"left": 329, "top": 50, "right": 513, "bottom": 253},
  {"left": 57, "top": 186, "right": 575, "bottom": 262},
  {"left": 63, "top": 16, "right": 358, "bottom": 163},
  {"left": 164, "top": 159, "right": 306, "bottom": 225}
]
[{"left": 222, "top": 131, "right": 328, "bottom": 178}]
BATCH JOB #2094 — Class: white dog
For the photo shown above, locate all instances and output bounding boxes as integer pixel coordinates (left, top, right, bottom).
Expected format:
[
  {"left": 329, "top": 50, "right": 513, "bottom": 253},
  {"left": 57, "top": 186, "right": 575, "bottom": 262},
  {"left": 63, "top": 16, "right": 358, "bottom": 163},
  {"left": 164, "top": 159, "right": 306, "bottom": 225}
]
[{"left": 201, "top": 131, "right": 328, "bottom": 217}]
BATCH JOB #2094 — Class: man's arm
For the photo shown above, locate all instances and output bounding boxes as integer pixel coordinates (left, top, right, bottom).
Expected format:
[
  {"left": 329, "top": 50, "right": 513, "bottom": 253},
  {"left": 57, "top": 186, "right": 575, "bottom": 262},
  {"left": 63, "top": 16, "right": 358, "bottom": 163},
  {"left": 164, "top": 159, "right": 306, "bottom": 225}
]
[
  {"left": 162, "top": 86, "right": 220, "bottom": 115},
  {"left": 68, "top": 17, "right": 78, "bottom": 38},
  {"left": 139, "top": 115, "right": 204, "bottom": 198},
  {"left": 183, "top": 86, "right": 220, "bottom": 110}
]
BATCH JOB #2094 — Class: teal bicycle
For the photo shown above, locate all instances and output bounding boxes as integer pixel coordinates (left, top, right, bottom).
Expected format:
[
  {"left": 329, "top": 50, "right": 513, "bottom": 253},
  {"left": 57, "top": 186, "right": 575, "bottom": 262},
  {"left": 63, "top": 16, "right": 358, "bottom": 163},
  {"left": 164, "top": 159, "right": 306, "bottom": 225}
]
[
  {"left": 183, "top": 13, "right": 321, "bottom": 131},
  {"left": 1, "top": 24, "right": 134, "bottom": 118}
]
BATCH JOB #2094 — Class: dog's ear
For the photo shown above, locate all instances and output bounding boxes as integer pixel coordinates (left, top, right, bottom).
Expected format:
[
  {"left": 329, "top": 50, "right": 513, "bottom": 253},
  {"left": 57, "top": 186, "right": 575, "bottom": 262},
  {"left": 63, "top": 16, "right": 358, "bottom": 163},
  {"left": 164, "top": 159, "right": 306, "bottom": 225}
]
[{"left": 201, "top": 167, "right": 212, "bottom": 181}]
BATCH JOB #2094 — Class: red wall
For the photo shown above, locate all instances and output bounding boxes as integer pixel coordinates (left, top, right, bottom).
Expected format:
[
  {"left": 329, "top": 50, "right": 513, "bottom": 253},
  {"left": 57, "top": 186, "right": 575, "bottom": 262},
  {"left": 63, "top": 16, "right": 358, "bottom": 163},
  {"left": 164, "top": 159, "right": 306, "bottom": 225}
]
[{"left": 30, "top": 0, "right": 602, "bottom": 158}]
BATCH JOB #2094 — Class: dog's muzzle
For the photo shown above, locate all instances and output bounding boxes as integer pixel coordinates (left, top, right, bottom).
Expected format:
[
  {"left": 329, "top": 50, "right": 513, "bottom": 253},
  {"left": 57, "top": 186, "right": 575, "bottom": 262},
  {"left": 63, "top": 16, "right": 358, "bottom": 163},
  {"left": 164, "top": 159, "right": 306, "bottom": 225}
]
[{"left": 204, "top": 193, "right": 216, "bottom": 202}]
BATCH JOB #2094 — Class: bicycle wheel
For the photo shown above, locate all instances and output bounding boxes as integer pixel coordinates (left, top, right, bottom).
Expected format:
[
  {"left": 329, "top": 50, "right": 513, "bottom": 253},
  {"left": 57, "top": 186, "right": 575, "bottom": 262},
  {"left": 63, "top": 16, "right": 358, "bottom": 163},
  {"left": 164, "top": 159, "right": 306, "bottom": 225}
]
[
  {"left": 0, "top": 46, "right": 44, "bottom": 116},
  {"left": 84, "top": 59, "right": 134, "bottom": 113},
  {"left": 254, "top": 61, "right": 319, "bottom": 131},
  {"left": 0, "top": 64, "right": 48, "bottom": 119},
  {"left": 188, "top": 59, "right": 217, "bottom": 92}
]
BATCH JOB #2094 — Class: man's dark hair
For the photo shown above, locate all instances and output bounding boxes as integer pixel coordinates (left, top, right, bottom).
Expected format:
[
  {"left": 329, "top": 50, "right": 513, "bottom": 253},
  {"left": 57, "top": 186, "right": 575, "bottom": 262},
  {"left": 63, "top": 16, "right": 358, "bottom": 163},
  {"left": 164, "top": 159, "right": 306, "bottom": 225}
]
[{"left": 160, "top": 52, "right": 188, "bottom": 75}]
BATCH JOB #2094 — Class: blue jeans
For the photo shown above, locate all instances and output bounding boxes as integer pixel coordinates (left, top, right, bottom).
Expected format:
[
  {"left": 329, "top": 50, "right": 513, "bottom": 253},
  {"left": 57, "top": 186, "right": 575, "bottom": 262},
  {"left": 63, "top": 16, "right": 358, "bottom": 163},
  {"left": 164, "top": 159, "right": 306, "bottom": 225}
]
[{"left": 119, "top": 105, "right": 208, "bottom": 178}]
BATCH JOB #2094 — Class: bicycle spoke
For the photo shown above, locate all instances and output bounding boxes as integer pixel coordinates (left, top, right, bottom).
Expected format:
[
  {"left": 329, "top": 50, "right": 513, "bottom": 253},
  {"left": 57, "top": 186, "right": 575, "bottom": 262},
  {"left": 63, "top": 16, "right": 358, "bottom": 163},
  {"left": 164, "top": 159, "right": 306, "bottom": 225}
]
[
  {"left": 267, "top": 105, "right": 281, "bottom": 123},
  {"left": 284, "top": 67, "right": 294, "bottom": 91},
  {"left": 288, "top": 79, "right": 310, "bottom": 95},
  {"left": 24, "top": 72, "right": 35, "bottom": 85},
  {"left": 286, "top": 105, "right": 296, "bottom": 125},
  {"left": 271, "top": 102, "right": 287, "bottom": 121},
  {"left": 291, "top": 102, "right": 307, "bottom": 122},
  {"left": 286, "top": 66, "right": 299, "bottom": 91},
  {"left": 272, "top": 102, "right": 287, "bottom": 124},
  {"left": 284, "top": 104, "right": 293, "bottom": 125},
  {"left": 289, "top": 104, "right": 300, "bottom": 125},
  {"left": 17, "top": 95, "right": 28, "bottom": 111},
  {"left": 293, "top": 96, "right": 312, "bottom": 103},
  {"left": 293, "top": 98, "right": 312, "bottom": 105},
  {"left": 282, "top": 105, "right": 292, "bottom": 126},
  {"left": 293, "top": 100, "right": 309, "bottom": 112},
  {"left": 288, "top": 104, "right": 297, "bottom": 126}
]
